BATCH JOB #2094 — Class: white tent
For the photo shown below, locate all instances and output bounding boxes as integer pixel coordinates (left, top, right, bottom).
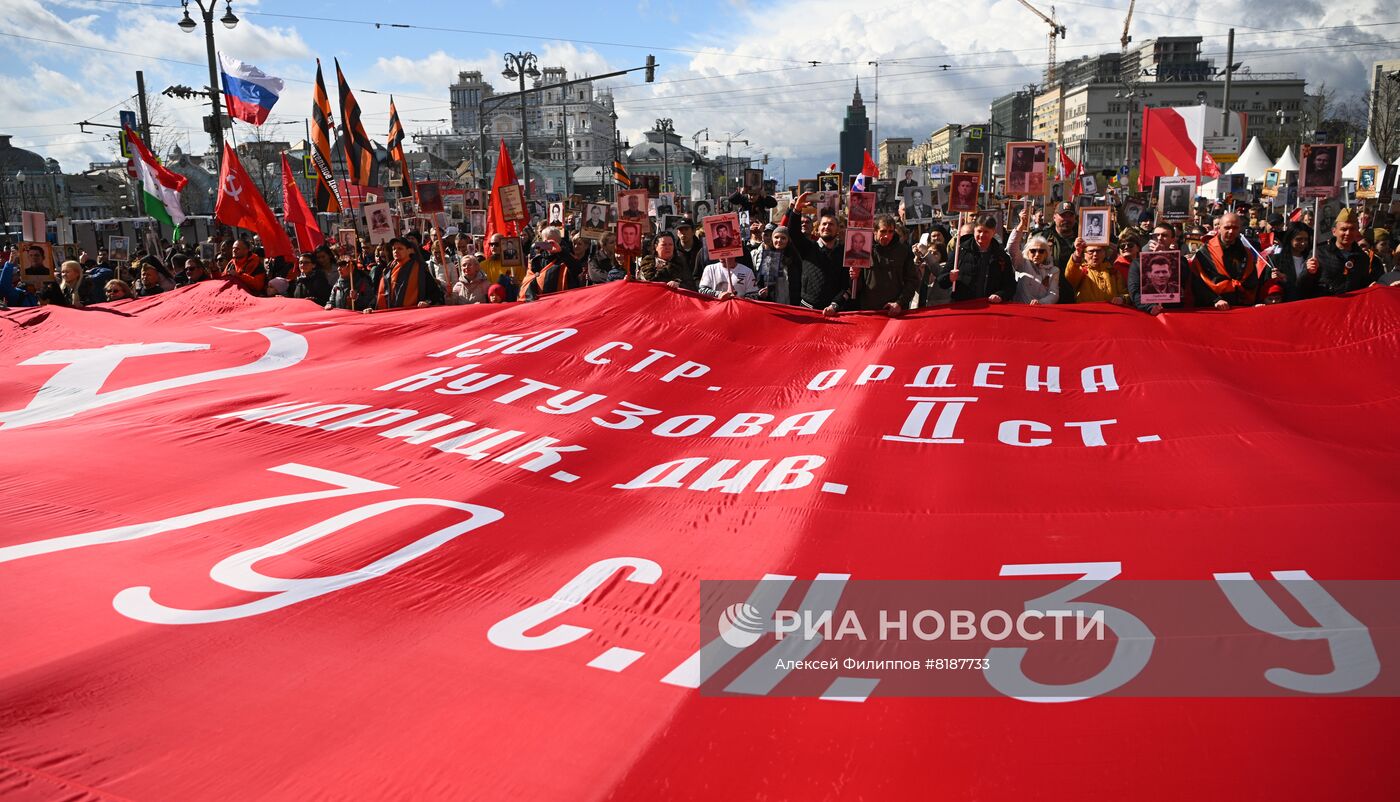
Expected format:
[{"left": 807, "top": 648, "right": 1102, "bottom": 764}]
[
  {"left": 1226, "top": 137, "right": 1274, "bottom": 182},
  {"left": 1342, "top": 138, "right": 1384, "bottom": 181},
  {"left": 1273, "top": 146, "right": 1299, "bottom": 173}
]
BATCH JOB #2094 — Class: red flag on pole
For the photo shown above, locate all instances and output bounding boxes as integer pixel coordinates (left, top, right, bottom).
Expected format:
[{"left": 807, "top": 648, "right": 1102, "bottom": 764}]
[
  {"left": 280, "top": 152, "right": 322, "bottom": 253},
  {"left": 1058, "top": 148, "right": 1083, "bottom": 196},
  {"left": 861, "top": 150, "right": 879, "bottom": 180},
  {"left": 1201, "top": 150, "right": 1222, "bottom": 179},
  {"left": 484, "top": 139, "right": 529, "bottom": 258},
  {"left": 216, "top": 142, "right": 294, "bottom": 261}
]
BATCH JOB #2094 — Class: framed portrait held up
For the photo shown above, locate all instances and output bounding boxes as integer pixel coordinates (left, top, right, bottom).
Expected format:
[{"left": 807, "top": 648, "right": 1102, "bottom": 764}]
[
  {"left": 1356, "top": 165, "right": 1380, "bottom": 199},
  {"left": 1005, "top": 141, "right": 1048, "bottom": 198},
  {"left": 1139, "top": 250, "right": 1182, "bottom": 304},
  {"left": 1079, "top": 206, "right": 1112, "bottom": 246},
  {"left": 1299, "top": 144, "right": 1342, "bottom": 199},
  {"left": 947, "top": 172, "right": 980, "bottom": 213},
  {"left": 843, "top": 228, "right": 873, "bottom": 269},
  {"left": 1157, "top": 176, "right": 1197, "bottom": 222},
  {"left": 1262, "top": 169, "right": 1280, "bottom": 198},
  {"left": 617, "top": 189, "right": 649, "bottom": 221},
  {"left": 701, "top": 213, "right": 744, "bottom": 260},
  {"left": 497, "top": 184, "right": 526, "bottom": 222}
]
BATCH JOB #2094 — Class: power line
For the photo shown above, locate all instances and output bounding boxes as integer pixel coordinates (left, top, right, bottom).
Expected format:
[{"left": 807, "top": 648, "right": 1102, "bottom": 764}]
[
  {"left": 79, "top": 0, "right": 819, "bottom": 64},
  {"left": 0, "top": 32, "right": 447, "bottom": 104}
]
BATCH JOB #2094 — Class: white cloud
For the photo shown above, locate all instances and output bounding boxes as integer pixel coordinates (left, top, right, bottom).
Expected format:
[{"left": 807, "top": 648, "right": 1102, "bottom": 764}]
[
  {"left": 1, "top": 0, "right": 1388, "bottom": 184},
  {"left": 605, "top": 0, "right": 1394, "bottom": 180}
]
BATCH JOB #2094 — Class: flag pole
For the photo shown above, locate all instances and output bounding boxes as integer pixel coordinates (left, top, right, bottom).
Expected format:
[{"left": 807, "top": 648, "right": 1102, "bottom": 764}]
[
  {"left": 1312, "top": 197, "right": 1320, "bottom": 261},
  {"left": 950, "top": 211, "right": 965, "bottom": 292}
]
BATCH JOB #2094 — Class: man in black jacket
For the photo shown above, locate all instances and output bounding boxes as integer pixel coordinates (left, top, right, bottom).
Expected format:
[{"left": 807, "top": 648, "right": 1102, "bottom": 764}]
[
  {"left": 672, "top": 218, "right": 706, "bottom": 291},
  {"left": 938, "top": 215, "right": 1016, "bottom": 302},
  {"left": 784, "top": 192, "right": 848, "bottom": 313},
  {"left": 1298, "top": 209, "right": 1380, "bottom": 298},
  {"left": 841, "top": 215, "right": 918, "bottom": 315}
]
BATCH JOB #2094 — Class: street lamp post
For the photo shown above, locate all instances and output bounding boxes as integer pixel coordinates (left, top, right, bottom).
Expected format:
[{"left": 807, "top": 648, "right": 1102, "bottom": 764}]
[
  {"left": 502, "top": 52, "right": 541, "bottom": 200},
  {"left": 610, "top": 110, "right": 620, "bottom": 202},
  {"left": 656, "top": 118, "right": 674, "bottom": 193},
  {"left": 15, "top": 171, "right": 27, "bottom": 220},
  {"left": 1116, "top": 87, "right": 1139, "bottom": 180},
  {"left": 178, "top": 0, "right": 238, "bottom": 164}
]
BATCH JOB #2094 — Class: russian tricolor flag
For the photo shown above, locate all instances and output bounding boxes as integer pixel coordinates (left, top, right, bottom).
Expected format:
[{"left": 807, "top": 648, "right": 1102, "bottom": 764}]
[{"left": 219, "top": 53, "right": 283, "bottom": 126}]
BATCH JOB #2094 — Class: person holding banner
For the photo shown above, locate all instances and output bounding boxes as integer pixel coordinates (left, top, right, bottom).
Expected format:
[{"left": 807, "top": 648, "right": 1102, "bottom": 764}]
[
  {"left": 1298, "top": 209, "right": 1381, "bottom": 299},
  {"left": 698, "top": 256, "right": 761, "bottom": 300},
  {"left": 370, "top": 236, "right": 444, "bottom": 311},
  {"left": 1265, "top": 223, "right": 1313, "bottom": 300},
  {"left": 938, "top": 215, "right": 1016, "bottom": 303},
  {"left": 1064, "top": 239, "right": 1127, "bottom": 305},
  {"left": 835, "top": 215, "right": 918, "bottom": 315},
  {"left": 57, "top": 260, "right": 102, "bottom": 307},
  {"left": 785, "top": 192, "right": 849, "bottom": 313},
  {"left": 1007, "top": 206, "right": 1060, "bottom": 305},
  {"left": 1189, "top": 212, "right": 1267, "bottom": 309},
  {"left": 1034, "top": 201, "right": 1080, "bottom": 303},
  {"left": 638, "top": 232, "right": 685, "bottom": 286},
  {"left": 326, "top": 257, "right": 374, "bottom": 312},
  {"left": 1129, "top": 225, "right": 1192, "bottom": 314},
  {"left": 522, "top": 227, "right": 582, "bottom": 300},
  {"left": 223, "top": 239, "right": 268, "bottom": 296}
]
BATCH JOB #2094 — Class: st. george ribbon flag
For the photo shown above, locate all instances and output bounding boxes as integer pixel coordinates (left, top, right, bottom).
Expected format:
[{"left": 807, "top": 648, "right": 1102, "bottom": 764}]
[{"left": 2, "top": 282, "right": 1399, "bottom": 800}]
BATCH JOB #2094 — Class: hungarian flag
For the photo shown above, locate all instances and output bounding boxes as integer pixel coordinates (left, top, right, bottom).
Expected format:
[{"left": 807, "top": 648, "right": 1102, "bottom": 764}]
[
  {"left": 335, "top": 58, "right": 377, "bottom": 187},
  {"left": 484, "top": 139, "right": 528, "bottom": 257},
  {"left": 215, "top": 141, "right": 293, "bottom": 261},
  {"left": 124, "top": 126, "right": 187, "bottom": 240},
  {"left": 386, "top": 96, "right": 413, "bottom": 191},
  {"left": 310, "top": 59, "right": 342, "bottom": 213},
  {"left": 280, "top": 152, "right": 322, "bottom": 253}
]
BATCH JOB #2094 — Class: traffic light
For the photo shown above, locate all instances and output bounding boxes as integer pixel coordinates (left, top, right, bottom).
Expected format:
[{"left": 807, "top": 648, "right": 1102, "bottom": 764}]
[{"left": 645, "top": 55, "right": 656, "bottom": 83}]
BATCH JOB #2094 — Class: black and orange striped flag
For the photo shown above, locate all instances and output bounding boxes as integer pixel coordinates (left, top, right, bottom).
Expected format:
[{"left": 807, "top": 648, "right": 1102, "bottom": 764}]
[
  {"left": 386, "top": 96, "right": 413, "bottom": 191},
  {"left": 334, "top": 58, "right": 376, "bottom": 186},
  {"left": 613, "top": 159, "right": 631, "bottom": 189},
  {"left": 310, "top": 58, "right": 342, "bottom": 213}
]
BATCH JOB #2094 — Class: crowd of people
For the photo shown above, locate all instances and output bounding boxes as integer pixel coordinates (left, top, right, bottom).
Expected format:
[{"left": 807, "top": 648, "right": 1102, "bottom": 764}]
[{"left": 3, "top": 184, "right": 1397, "bottom": 317}]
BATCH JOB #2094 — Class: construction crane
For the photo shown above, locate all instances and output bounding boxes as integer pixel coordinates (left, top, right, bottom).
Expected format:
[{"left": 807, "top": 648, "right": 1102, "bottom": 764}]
[
  {"left": 1121, "top": 0, "right": 1136, "bottom": 50},
  {"left": 1015, "top": 0, "right": 1066, "bottom": 87}
]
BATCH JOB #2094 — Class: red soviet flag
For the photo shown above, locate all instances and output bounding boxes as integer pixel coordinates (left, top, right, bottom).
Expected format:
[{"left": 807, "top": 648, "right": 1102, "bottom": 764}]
[
  {"left": 1201, "top": 150, "right": 1222, "bottom": 179},
  {"left": 280, "top": 152, "right": 322, "bottom": 253},
  {"left": 484, "top": 139, "right": 528, "bottom": 258},
  {"left": 216, "top": 142, "right": 294, "bottom": 261}
]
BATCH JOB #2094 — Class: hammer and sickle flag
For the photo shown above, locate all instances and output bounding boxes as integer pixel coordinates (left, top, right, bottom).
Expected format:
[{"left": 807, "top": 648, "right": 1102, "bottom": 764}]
[{"left": 215, "top": 141, "right": 294, "bottom": 261}]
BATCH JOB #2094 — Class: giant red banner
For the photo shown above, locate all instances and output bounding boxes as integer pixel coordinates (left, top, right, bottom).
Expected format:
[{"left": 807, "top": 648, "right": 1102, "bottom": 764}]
[{"left": 2, "top": 282, "right": 1399, "bottom": 799}]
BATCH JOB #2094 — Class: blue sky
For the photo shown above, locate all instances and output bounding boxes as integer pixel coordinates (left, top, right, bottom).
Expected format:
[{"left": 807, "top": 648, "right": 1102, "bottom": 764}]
[{"left": 3, "top": 0, "right": 1396, "bottom": 184}]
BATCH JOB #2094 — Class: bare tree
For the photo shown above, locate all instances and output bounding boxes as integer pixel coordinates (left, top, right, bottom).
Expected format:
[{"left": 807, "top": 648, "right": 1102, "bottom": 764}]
[
  {"left": 1362, "top": 68, "right": 1400, "bottom": 162},
  {"left": 121, "top": 94, "right": 182, "bottom": 158}
]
